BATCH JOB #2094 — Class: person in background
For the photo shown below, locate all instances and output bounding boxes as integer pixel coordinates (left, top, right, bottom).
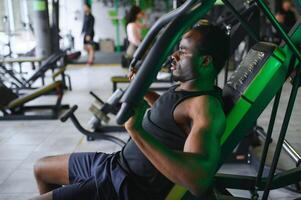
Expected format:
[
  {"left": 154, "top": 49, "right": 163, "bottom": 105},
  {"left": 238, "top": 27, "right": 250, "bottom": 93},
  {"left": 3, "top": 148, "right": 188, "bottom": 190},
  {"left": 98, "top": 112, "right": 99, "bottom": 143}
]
[
  {"left": 280, "top": 0, "right": 296, "bottom": 33},
  {"left": 125, "top": 5, "right": 146, "bottom": 60},
  {"left": 82, "top": 3, "right": 95, "bottom": 66}
]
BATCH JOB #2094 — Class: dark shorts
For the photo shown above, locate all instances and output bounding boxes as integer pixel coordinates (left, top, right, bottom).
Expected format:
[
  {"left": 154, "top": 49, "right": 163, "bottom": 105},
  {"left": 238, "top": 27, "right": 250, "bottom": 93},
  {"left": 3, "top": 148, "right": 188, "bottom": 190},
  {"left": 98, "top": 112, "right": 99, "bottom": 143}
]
[
  {"left": 83, "top": 34, "right": 94, "bottom": 45},
  {"left": 53, "top": 152, "right": 135, "bottom": 200}
]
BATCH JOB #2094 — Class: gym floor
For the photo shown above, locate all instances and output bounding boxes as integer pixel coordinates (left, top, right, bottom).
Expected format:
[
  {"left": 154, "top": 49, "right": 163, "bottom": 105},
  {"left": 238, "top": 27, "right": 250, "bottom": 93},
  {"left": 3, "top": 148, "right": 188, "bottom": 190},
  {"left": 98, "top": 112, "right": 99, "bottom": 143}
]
[{"left": 0, "top": 64, "right": 300, "bottom": 199}]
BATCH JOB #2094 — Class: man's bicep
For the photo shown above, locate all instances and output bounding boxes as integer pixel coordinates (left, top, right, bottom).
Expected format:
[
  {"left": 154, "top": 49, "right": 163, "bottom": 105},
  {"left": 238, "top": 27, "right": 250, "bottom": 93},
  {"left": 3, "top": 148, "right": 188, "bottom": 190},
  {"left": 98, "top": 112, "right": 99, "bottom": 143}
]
[{"left": 183, "top": 123, "right": 210, "bottom": 154}]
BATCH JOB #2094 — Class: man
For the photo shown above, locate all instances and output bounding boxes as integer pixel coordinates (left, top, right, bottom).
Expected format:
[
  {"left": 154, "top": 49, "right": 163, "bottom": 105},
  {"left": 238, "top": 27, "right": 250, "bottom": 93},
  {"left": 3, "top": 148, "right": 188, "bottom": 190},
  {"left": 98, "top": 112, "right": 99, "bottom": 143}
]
[
  {"left": 280, "top": 0, "right": 296, "bottom": 32},
  {"left": 31, "top": 24, "right": 229, "bottom": 200}
]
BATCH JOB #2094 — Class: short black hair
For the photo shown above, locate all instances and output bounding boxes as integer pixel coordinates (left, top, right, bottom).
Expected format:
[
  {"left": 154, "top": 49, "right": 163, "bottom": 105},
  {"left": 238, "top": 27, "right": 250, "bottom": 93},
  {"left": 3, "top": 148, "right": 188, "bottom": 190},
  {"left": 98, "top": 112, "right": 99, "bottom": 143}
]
[
  {"left": 126, "top": 6, "right": 142, "bottom": 24},
  {"left": 84, "top": 2, "right": 91, "bottom": 9},
  {"left": 192, "top": 24, "right": 230, "bottom": 74}
]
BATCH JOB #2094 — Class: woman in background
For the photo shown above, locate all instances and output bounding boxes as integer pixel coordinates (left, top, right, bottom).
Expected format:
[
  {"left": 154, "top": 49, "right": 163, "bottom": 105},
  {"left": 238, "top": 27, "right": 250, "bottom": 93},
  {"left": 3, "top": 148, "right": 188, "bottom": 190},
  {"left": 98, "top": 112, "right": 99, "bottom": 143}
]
[
  {"left": 125, "top": 5, "right": 146, "bottom": 61},
  {"left": 82, "top": 3, "right": 95, "bottom": 65}
]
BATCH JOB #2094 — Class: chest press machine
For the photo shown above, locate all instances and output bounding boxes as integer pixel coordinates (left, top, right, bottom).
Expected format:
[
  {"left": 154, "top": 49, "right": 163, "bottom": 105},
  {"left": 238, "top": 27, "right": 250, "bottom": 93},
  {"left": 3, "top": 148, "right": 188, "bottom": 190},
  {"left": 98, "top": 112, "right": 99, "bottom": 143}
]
[{"left": 113, "top": 0, "right": 301, "bottom": 199}]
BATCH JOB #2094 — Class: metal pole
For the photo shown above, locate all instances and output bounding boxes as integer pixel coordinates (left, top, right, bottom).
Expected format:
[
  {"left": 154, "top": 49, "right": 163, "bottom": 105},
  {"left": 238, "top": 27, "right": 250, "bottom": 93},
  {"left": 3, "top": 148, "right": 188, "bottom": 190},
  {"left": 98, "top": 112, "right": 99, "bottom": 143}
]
[
  {"left": 262, "top": 66, "right": 301, "bottom": 199},
  {"left": 32, "top": 0, "right": 51, "bottom": 58},
  {"left": 51, "top": 0, "right": 60, "bottom": 54},
  {"left": 6, "top": 0, "right": 15, "bottom": 33},
  {"left": 114, "top": 0, "right": 121, "bottom": 52},
  {"left": 283, "top": 140, "right": 301, "bottom": 165},
  {"left": 255, "top": 89, "right": 282, "bottom": 184}
]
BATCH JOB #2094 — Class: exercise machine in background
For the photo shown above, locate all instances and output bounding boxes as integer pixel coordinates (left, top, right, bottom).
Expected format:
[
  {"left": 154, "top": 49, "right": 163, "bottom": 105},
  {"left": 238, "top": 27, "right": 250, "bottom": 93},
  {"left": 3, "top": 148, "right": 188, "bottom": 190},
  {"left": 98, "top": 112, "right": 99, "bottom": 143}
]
[{"left": 0, "top": 79, "right": 69, "bottom": 120}]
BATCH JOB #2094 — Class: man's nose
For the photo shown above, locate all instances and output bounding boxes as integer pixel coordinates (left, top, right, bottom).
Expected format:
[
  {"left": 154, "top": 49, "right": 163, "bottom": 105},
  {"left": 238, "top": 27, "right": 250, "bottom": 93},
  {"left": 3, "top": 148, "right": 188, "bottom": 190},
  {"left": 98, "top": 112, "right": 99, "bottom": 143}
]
[{"left": 171, "top": 51, "right": 180, "bottom": 62}]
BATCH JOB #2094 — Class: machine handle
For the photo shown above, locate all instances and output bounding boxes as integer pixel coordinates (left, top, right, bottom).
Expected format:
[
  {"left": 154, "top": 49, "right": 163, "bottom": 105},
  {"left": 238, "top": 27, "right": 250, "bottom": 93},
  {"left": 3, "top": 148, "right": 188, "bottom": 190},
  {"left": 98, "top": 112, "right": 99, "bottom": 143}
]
[
  {"left": 60, "top": 105, "right": 78, "bottom": 122},
  {"left": 90, "top": 91, "right": 105, "bottom": 104},
  {"left": 116, "top": 103, "right": 135, "bottom": 125}
]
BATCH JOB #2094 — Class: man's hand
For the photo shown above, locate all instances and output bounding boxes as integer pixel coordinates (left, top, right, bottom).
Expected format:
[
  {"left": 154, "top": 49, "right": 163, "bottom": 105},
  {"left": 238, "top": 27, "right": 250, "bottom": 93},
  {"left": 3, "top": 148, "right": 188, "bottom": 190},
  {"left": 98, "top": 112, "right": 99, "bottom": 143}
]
[
  {"left": 128, "top": 67, "right": 137, "bottom": 80},
  {"left": 125, "top": 100, "right": 149, "bottom": 133}
]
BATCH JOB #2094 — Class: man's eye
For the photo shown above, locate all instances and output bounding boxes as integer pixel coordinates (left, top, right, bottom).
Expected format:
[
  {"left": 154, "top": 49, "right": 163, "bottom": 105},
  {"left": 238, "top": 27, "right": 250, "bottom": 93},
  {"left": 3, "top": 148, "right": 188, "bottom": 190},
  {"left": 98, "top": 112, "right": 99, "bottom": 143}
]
[{"left": 179, "top": 50, "right": 186, "bottom": 55}]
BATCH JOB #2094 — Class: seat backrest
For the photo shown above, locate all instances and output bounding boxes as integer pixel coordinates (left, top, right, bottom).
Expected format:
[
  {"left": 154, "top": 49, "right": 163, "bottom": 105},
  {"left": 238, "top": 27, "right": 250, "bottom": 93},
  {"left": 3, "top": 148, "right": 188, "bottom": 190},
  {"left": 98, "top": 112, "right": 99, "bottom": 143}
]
[{"left": 220, "top": 42, "right": 287, "bottom": 163}]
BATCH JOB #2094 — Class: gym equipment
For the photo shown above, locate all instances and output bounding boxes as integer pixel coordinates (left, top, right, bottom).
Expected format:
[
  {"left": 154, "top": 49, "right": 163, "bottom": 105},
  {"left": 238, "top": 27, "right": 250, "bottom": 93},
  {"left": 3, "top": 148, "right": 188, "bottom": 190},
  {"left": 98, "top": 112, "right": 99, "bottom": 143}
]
[
  {"left": 0, "top": 51, "right": 72, "bottom": 91},
  {"left": 110, "top": 0, "right": 301, "bottom": 199},
  {"left": 61, "top": 0, "right": 301, "bottom": 198},
  {"left": 60, "top": 89, "right": 126, "bottom": 145},
  {"left": 111, "top": 75, "right": 173, "bottom": 92},
  {"left": 60, "top": 54, "right": 173, "bottom": 143},
  {"left": 0, "top": 80, "right": 69, "bottom": 120}
]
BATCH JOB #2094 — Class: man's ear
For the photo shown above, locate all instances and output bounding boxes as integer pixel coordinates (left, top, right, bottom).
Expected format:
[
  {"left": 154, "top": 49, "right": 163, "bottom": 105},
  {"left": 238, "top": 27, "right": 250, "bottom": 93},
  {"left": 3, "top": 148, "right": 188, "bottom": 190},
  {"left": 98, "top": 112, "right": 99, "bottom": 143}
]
[{"left": 201, "top": 55, "right": 212, "bottom": 66}]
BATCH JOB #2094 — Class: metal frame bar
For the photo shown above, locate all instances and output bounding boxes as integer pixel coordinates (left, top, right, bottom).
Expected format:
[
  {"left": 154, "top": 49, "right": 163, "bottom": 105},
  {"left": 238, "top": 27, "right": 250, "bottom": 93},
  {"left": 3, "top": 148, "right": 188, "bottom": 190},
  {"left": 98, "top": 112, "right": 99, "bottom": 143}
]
[
  {"left": 214, "top": 166, "right": 301, "bottom": 191},
  {"left": 0, "top": 104, "right": 69, "bottom": 120},
  {"left": 60, "top": 105, "right": 126, "bottom": 147},
  {"left": 262, "top": 65, "right": 301, "bottom": 199},
  {"left": 256, "top": 88, "right": 282, "bottom": 184}
]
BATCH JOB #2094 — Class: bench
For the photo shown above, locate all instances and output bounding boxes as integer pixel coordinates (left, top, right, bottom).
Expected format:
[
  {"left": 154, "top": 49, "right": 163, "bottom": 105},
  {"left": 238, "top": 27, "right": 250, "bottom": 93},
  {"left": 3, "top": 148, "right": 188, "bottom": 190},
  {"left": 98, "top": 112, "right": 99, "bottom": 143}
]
[{"left": 111, "top": 75, "right": 173, "bottom": 92}]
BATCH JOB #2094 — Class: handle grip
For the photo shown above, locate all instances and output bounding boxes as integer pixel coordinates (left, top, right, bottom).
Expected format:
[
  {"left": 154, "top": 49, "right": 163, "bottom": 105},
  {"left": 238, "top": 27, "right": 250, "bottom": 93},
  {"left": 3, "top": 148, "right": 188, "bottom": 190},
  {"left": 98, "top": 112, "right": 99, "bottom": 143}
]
[
  {"left": 116, "top": 103, "right": 134, "bottom": 125},
  {"left": 60, "top": 105, "right": 78, "bottom": 122}
]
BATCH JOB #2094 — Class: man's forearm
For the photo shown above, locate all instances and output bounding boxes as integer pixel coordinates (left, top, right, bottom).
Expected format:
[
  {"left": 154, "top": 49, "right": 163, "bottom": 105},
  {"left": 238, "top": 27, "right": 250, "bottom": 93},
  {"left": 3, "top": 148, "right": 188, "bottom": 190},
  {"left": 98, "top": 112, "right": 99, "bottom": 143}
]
[
  {"left": 144, "top": 90, "right": 160, "bottom": 106},
  {"left": 127, "top": 127, "right": 213, "bottom": 195}
]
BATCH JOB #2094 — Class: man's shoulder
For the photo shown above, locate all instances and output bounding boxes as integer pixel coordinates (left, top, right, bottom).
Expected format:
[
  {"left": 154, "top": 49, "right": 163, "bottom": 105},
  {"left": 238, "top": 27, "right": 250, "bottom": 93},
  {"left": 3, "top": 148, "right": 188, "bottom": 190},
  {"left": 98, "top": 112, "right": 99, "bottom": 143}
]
[{"left": 188, "top": 95, "right": 225, "bottom": 122}]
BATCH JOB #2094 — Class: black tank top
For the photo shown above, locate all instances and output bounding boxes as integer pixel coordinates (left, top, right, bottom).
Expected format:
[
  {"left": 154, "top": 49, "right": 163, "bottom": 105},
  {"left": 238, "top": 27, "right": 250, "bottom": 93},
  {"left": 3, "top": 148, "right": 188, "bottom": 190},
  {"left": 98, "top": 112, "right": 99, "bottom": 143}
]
[{"left": 118, "top": 85, "right": 222, "bottom": 199}]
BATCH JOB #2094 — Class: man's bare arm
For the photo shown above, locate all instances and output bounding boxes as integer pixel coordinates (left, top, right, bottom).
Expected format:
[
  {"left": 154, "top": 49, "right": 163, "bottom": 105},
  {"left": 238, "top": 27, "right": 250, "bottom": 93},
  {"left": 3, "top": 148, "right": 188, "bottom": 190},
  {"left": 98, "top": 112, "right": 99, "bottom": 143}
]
[
  {"left": 128, "top": 69, "right": 160, "bottom": 106},
  {"left": 144, "top": 90, "right": 160, "bottom": 106},
  {"left": 125, "top": 97, "right": 225, "bottom": 196}
]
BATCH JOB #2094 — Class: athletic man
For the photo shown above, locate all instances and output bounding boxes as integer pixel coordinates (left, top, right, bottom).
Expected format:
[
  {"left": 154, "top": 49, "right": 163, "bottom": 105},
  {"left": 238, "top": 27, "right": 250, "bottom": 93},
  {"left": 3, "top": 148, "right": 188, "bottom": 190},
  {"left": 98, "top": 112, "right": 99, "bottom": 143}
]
[{"left": 31, "top": 23, "right": 229, "bottom": 200}]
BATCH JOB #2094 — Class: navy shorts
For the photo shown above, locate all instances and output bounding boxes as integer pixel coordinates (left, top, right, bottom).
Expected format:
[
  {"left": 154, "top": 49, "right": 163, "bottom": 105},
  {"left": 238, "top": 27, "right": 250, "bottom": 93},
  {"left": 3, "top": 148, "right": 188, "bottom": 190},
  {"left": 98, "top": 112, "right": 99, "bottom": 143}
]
[{"left": 53, "top": 152, "right": 135, "bottom": 200}]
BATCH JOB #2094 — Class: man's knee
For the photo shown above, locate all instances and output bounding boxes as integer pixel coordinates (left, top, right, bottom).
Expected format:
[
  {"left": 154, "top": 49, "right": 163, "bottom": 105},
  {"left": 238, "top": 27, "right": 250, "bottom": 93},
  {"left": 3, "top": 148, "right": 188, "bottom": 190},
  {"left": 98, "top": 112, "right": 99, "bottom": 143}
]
[{"left": 34, "top": 156, "right": 53, "bottom": 180}]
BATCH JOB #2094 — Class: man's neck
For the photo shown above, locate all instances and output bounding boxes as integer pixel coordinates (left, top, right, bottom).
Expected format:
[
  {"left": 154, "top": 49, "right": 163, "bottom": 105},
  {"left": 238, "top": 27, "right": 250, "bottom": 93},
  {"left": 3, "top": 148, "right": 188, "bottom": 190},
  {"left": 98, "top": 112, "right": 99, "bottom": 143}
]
[{"left": 178, "top": 78, "right": 215, "bottom": 92}]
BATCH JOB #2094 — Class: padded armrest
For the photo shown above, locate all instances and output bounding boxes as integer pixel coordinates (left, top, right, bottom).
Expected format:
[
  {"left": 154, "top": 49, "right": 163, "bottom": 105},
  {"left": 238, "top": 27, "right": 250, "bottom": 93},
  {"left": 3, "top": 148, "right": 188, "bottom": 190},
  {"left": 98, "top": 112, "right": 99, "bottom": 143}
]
[
  {"left": 111, "top": 76, "right": 130, "bottom": 83},
  {"left": 8, "top": 81, "right": 63, "bottom": 109}
]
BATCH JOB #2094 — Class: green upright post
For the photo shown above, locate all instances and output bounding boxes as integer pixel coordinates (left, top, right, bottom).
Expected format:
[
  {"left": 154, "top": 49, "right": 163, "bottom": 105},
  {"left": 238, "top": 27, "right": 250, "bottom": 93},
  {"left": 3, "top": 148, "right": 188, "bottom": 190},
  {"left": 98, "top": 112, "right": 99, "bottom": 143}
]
[
  {"left": 33, "top": 0, "right": 51, "bottom": 57},
  {"left": 114, "top": 0, "right": 121, "bottom": 52}
]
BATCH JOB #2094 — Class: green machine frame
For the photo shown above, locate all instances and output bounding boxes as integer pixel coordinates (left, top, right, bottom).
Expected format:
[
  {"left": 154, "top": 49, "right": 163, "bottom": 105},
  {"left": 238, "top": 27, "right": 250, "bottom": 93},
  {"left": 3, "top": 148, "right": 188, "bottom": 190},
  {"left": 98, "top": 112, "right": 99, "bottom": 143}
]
[
  {"left": 109, "top": 0, "right": 301, "bottom": 199},
  {"left": 165, "top": 0, "right": 301, "bottom": 199}
]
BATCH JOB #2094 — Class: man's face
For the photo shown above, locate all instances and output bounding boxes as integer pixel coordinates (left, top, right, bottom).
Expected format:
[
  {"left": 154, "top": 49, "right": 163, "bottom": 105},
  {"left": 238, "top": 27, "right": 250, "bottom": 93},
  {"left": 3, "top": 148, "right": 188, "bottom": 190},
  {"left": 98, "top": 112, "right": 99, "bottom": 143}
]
[
  {"left": 171, "top": 30, "right": 204, "bottom": 82},
  {"left": 283, "top": 2, "right": 291, "bottom": 11}
]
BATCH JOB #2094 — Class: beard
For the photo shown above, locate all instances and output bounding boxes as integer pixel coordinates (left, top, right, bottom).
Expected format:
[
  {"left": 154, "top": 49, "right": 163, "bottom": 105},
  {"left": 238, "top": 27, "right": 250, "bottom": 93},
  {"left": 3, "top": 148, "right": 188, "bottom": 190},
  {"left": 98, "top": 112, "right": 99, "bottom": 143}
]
[{"left": 172, "top": 67, "right": 198, "bottom": 82}]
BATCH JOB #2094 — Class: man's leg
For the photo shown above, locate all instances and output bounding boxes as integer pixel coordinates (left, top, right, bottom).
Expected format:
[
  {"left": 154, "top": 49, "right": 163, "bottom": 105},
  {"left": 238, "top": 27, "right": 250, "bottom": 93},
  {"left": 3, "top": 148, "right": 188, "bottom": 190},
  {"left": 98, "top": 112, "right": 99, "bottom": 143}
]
[
  {"left": 34, "top": 154, "right": 70, "bottom": 194},
  {"left": 30, "top": 191, "right": 53, "bottom": 200}
]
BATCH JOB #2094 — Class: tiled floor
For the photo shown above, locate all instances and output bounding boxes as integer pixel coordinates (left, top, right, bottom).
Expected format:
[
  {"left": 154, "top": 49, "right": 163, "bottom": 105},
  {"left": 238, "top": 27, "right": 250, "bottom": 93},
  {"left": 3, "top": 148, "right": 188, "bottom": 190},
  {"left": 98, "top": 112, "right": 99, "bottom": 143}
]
[{"left": 0, "top": 64, "right": 300, "bottom": 199}]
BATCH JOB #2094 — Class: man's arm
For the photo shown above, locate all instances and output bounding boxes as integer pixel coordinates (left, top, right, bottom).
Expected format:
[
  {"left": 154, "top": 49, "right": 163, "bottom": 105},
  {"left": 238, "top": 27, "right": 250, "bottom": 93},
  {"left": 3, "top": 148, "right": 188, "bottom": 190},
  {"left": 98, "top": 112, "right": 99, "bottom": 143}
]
[
  {"left": 144, "top": 90, "right": 160, "bottom": 106},
  {"left": 125, "top": 97, "right": 225, "bottom": 196},
  {"left": 128, "top": 68, "right": 160, "bottom": 106}
]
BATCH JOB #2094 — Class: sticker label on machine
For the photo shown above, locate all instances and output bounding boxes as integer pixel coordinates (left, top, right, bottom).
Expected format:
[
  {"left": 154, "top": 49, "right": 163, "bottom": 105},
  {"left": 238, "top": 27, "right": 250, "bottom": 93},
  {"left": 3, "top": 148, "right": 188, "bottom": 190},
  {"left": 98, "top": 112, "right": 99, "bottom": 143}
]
[{"left": 227, "top": 49, "right": 267, "bottom": 95}]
